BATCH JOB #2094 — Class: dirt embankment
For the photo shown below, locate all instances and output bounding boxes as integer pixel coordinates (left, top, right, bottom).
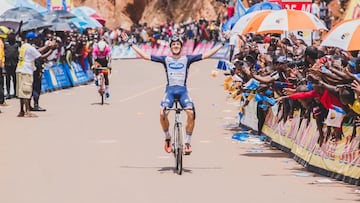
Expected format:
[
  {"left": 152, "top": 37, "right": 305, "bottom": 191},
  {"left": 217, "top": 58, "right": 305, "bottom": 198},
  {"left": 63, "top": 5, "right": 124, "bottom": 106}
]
[
  {"left": 33, "top": 0, "right": 347, "bottom": 30},
  {"left": 34, "top": 0, "right": 227, "bottom": 29}
]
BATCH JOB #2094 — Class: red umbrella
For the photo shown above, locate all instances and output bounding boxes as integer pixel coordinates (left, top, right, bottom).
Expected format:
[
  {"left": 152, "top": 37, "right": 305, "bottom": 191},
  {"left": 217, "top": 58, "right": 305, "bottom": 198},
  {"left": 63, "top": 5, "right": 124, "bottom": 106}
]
[{"left": 90, "top": 13, "right": 105, "bottom": 26}]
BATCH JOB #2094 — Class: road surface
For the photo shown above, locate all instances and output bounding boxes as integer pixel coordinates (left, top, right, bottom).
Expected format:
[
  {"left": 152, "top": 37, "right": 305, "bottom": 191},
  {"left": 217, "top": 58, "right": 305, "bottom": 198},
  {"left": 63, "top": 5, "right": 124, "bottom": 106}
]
[{"left": 1, "top": 59, "right": 359, "bottom": 203}]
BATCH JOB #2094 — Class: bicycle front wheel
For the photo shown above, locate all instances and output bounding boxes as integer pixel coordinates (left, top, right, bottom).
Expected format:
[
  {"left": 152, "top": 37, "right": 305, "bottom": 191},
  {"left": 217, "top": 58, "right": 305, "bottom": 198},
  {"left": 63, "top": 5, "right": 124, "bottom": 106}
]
[{"left": 174, "top": 122, "right": 183, "bottom": 175}]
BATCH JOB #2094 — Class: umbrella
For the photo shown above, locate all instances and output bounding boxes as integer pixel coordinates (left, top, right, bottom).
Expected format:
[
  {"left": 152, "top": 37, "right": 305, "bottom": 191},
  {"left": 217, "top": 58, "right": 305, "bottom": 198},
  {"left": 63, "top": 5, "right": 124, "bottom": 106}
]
[
  {"left": 0, "top": 0, "right": 14, "bottom": 16},
  {"left": 320, "top": 19, "right": 360, "bottom": 51},
  {"left": 15, "top": 0, "right": 48, "bottom": 15},
  {"left": 0, "top": 20, "right": 20, "bottom": 31},
  {"left": 72, "top": 6, "right": 96, "bottom": 16},
  {"left": 231, "top": 10, "right": 268, "bottom": 35},
  {"left": 231, "top": 9, "right": 327, "bottom": 35},
  {"left": 48, "top": 19, "right": 77, "bottom": 32},
  {"left": 70, "top": 16, "right": 102, "bottom": 29},
  {"left": 0, "top": 7, "right": 43, "bottom": 22},
  {"left": 22, "top": 18, "right": 52, "bottom": 31},
  {"left": 245, "top": 2, "right": 282, "bottom": 14},
  {"left": 90, "top": 13, "right": 105, "bottom": 26},
  {"left": 44, "top": 10, "right": 76, "bottom": 20}
]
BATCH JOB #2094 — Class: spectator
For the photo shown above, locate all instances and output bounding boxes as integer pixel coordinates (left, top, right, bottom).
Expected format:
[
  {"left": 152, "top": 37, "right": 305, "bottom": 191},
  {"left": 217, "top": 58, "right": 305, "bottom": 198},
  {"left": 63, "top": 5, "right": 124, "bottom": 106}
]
[
  {"left": 15, "top": 32, "right": 54, "bottom": 118},
  {"left": 0, "top": 26, "right": 9, "bottom": 109},
  {"left": 4, "top": 32, "right": 19, "bottom": 99}
]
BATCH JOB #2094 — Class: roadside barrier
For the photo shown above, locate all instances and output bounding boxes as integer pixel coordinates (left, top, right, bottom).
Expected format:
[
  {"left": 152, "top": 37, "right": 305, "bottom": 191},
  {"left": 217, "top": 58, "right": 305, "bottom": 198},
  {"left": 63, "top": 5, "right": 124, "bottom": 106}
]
[{"left": 240, "top": 99, "right": 360, "bottom": 185}]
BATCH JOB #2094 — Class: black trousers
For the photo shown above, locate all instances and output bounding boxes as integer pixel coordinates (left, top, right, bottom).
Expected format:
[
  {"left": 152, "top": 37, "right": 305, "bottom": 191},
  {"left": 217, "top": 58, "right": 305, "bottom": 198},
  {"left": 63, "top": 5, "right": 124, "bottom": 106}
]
[
  {"left": 32, "top": 70, "right": 42, "bottom": 106},
  {"left": 257, "top": 103, "right": 267, "bottom": 136}
]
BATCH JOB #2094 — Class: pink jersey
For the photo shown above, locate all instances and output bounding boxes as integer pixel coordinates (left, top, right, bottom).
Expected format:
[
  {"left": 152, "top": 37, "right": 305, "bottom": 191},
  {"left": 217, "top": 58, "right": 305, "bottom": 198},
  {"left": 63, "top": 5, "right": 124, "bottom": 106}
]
[{"left": 93, "top": 46, "right": 111, "bottom": 59}]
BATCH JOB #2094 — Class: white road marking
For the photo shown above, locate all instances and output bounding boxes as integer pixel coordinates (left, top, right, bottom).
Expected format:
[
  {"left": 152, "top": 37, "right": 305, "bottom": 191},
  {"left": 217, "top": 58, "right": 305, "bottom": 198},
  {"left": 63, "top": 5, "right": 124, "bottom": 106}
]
[
  {"left": 199, "top": 140, "right": 211, "bottom": 143},
  {"left": 119, "top": 83, "right": 165, "bottom": 103}
]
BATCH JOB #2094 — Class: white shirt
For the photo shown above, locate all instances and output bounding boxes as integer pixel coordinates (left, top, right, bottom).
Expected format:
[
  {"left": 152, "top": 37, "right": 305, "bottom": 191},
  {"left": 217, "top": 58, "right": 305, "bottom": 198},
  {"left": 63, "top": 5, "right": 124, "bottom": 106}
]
[{"left": 16, "top": 43, "right": 41, "bottom": 75}]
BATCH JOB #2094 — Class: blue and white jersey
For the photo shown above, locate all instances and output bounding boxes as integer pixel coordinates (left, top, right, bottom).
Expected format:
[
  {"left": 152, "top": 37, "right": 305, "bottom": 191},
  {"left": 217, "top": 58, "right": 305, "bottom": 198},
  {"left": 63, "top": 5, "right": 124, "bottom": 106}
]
[{"left": 151, "top": 54, "right": 203, "bottom": 87}]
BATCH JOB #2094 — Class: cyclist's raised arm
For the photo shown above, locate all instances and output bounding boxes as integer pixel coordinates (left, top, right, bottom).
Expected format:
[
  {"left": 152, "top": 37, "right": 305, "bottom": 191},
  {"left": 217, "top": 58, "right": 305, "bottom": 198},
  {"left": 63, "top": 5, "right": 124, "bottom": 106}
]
[
  {"left": 131, "top": 44, "right": 151, "bottom": 60},
  {"left": 202, "top": 43, "right": 224, "bottom": 60},
  {"left": 120, "top": 32, "right": 150, "bottom": 60}
]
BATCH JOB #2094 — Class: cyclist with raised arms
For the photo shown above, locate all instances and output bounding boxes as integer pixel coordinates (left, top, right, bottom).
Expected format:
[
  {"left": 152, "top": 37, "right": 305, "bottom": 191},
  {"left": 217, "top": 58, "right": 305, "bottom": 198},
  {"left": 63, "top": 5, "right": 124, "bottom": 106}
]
[{"left": 122, "top": 33, "right": 225, "bottom": 155}]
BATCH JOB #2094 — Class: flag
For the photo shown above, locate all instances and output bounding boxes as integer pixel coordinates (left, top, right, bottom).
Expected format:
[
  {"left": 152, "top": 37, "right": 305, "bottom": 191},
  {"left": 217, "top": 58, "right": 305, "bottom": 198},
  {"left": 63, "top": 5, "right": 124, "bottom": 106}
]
[
  {"left": 46, "top": 0, "right": 51, "bottom": 11},
  {"left": 62, "top": 0, "right": 67, "bottom": 10},
  {"left": 222, "top": 0, "right": 247, "bottom": 31}
]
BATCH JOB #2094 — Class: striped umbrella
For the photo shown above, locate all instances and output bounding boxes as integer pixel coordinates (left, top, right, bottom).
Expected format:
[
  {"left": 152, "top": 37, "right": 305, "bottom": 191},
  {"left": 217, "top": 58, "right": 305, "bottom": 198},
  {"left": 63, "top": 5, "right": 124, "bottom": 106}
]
[
  {"left": 231, "top": 9, "right": 327, "bottom": 35},
  {"left": 320, "top": 19, "right": 360, "bottom": 51}
]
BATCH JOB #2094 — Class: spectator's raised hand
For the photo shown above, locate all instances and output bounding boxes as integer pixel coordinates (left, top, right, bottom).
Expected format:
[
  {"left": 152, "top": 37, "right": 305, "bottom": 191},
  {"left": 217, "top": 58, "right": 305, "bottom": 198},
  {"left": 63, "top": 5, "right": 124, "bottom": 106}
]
[{"left": 351, "top": 80, "right": 360, "bottom": 96}]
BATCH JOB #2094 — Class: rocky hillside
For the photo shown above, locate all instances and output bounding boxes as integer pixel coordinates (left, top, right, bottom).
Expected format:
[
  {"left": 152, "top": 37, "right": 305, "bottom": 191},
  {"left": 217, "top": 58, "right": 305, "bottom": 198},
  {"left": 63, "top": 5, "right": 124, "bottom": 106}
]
[
  {"left": 34, "top": 0, "right": 346, "bottom": 30},
  {"left": 34, "top": 0, "right": 228, "bottom": 29}
]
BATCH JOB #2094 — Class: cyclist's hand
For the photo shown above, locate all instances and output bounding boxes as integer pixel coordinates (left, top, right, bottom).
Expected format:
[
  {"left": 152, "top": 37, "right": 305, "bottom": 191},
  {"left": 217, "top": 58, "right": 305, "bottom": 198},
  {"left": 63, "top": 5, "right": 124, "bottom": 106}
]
[{"left": 121, "top": 32, "right": 129, "bottom": 42}]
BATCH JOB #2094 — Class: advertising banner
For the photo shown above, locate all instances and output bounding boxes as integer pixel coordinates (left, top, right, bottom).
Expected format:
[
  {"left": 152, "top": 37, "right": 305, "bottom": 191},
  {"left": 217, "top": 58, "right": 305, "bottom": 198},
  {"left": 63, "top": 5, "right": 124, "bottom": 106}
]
[
  {"left": 47, "top": 0, "right": 72, "bottom": 11},
  {"left": 268, "top": 0, "right": 312, "bottom": 12}
]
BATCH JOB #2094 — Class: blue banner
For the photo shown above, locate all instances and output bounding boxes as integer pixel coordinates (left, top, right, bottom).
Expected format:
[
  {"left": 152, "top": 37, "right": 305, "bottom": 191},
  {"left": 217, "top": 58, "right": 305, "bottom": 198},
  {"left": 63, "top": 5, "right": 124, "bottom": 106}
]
[
  {"left": 41, "top": 69, "right": 54, "bottom": 92},
  {"left": 49, "top": 64, "right": 71, "bottom": 89},
  {"left": 72, "top": 62, "right": 89, "bottom": 84},
  {"left": 211, "top": 42, "right": 230, "bottom": 59}
]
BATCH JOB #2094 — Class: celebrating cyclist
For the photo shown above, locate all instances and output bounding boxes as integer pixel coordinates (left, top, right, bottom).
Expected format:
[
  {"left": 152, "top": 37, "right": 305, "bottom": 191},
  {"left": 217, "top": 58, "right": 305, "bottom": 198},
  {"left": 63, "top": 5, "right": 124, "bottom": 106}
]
[
  {"left": 121, "top": 32, "right": 225, "bottom": 155},
  {"left": 92, "top": 39, "right": 112, "bottom": 99}
]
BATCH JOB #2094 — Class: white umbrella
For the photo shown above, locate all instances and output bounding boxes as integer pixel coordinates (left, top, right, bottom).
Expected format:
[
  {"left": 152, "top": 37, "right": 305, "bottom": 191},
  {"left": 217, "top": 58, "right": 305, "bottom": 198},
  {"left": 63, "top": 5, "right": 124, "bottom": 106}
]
[
  {"left": 320, "top": 19, "right": 360, "bottom": 51},
  {"left": 231, "top": 9, "right": 327, "bottom": 35}
]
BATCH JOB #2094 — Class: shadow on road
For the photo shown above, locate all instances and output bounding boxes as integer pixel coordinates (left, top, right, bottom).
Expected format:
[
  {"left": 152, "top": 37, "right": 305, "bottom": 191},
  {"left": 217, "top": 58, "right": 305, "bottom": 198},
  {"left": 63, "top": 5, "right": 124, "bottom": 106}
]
[
  {"left": 241, "top": 152, "right": 291, "bottom": 158},
  {"left": 90, "top": 102, "right": 110, "bottom": 105},
  {"left": 120, "top": 165, "right": 222, "bottom": 174}
]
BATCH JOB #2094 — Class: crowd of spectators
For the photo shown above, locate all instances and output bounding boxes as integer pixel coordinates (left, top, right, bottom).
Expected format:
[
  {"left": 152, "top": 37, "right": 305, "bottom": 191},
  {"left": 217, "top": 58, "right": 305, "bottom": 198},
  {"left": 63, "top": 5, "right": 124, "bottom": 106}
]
[{"left": 223, "top": 31, "right": 360, "bottom": 146}]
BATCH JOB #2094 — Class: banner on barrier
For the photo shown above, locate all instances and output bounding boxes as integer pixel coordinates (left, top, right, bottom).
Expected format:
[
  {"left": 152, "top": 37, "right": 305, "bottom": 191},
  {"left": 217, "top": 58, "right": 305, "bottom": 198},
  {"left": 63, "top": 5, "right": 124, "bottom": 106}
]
[
  {"left": 41, "top": 69, "right": 54, "bottom": 92},
  {"left": 212, "top": 43, "right": 230, "bottom": 59},
  {"left": 262, "top": 103, "right": 360, "bottom": 182},
  {"left": 192, "top": 42, "right": 215, "bottom": 55},
  {"left": 49, "top": 64, "right": 71, "bottom": 89},
  {"left": 72, "top": 62, "right": 89, "bottom": 84}
]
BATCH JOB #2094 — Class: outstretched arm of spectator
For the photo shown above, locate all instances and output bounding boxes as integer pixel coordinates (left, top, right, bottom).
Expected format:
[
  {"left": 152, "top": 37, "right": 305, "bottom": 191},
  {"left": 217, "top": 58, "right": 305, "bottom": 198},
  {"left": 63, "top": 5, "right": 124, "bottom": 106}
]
[
  {"left": 328, "top": 66, "right": 352, "bottom": 80},
  {"left": 251, "top": 73, "right": 275, "bottom": 83}
]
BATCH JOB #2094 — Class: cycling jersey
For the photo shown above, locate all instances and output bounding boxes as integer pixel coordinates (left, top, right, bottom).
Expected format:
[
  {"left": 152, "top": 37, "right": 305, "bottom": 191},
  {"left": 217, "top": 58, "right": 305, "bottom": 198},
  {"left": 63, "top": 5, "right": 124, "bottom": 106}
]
[
  {"left": 151, "top": 54, "right": 202, "bottom": 108},
  {"left": 93, "top": 45, "right": 111, "bottom": 67},
  {"left": 151, "top": 54, "right": 202, "bottom": 87}
]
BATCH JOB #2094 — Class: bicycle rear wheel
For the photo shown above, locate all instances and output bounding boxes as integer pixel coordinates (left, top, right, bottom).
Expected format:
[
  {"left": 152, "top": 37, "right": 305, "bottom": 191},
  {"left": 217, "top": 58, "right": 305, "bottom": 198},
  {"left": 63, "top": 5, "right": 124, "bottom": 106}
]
[
  {"left": 101, "top": 93, "right": 104, "bottom": 105},
  {"left": 174, "top": 123, "right": 183, "bottom": 175}
]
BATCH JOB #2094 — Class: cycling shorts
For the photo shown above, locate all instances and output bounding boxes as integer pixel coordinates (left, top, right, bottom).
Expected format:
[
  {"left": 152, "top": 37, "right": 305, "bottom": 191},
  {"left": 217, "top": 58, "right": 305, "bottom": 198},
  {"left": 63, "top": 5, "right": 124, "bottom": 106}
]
[{"left": 161, "top": 85, "right": 194, "bottom": 109}]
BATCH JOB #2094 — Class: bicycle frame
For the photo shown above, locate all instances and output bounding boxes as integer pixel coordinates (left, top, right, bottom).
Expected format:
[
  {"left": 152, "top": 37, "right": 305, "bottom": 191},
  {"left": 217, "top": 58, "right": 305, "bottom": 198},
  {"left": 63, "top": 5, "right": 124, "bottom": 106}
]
[
  {"left": 166, "top": 100, "right": 185, "bottom": 175},
  {"left": 94, "top": 67, "right": 107, "bottom": 105}
]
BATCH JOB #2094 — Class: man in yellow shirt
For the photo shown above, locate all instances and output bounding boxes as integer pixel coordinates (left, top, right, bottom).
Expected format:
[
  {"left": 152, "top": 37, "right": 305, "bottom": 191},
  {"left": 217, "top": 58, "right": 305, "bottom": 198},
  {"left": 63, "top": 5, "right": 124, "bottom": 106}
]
[{"left": 0, "top": 26, "right": 10, "bottom": 113}]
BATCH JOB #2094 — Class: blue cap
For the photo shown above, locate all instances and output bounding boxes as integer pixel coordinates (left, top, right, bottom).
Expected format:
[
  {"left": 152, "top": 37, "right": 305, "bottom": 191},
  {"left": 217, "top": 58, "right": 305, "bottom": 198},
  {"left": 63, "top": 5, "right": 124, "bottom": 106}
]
[{"left": 26, "top": 32, "right": 38, "bottom": 39}]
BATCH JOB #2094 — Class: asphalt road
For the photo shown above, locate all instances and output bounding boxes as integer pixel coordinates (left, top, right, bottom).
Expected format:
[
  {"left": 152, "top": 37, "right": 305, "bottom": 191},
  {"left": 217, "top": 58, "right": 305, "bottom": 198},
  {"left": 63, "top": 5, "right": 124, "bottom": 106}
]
[{"left": 1, "top": 59, "right": 359, "bottom": 203}]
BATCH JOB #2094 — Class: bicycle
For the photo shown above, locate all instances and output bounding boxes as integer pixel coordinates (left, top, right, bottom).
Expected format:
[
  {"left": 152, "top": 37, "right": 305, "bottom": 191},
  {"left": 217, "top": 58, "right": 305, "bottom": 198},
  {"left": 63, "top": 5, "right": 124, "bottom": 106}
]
[
  {"left": 93, "top": 67, "right": 108, "bottom": 105},
  {"left": 165, "top": 99, "right": 185, "bottom": 175}
]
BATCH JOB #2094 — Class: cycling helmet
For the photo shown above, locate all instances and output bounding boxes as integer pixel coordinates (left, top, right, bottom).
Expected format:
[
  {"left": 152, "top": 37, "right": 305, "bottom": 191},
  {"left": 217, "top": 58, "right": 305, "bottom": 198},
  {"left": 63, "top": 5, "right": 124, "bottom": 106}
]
[
  {"left": 0, "top": 26, "right": 10, "bottom": 39},
  {"left": 169, "top": 35, "right": 183, "bottom": 47},
  {"left": 98, "top": 40, "right": 107, "bottom": 52}
]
